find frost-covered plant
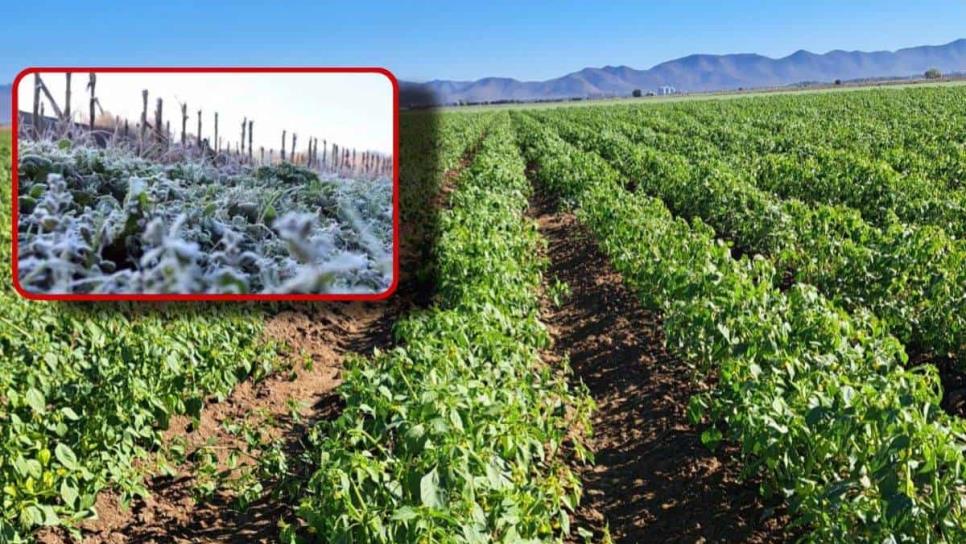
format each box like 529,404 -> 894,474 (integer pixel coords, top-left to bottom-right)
17,138 -> 393,294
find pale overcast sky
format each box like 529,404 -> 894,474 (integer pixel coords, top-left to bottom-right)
18,72 -> 394,155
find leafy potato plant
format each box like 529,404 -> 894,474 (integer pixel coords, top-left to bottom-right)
0,130 -> 279,541
289,116 -> 592,543
17,139 -> 392,294
540,112 -> 966,367
517,115 -> 966,542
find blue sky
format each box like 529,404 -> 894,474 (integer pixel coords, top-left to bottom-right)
4,0 -> 964,83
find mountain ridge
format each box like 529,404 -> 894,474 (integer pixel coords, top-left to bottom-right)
2,40 -> 964,115
401,39 -> 966,106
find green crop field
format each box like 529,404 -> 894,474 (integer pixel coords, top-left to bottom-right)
510,83 -> 966,541
441,78 -> 966,111
0,126 -> 279,539
3,84 -> 966,543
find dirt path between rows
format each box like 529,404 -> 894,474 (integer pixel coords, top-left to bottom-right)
37,134 -> 489,544
529,186 -> 793,543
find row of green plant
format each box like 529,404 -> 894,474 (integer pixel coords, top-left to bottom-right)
0,110 -> 494,543
618,85 -> 966,192
398,111 -> 493,275
514,112 -> 966,542
563,87 -> 966,237
753,148 -> 966,239
0,129 -> 279,541
537,112 -> 966,367
684,86 -> 966,191
287,115 -> 591,542
637,105 -> 965,240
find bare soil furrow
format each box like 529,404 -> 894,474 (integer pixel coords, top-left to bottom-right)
529,185 -> 791,544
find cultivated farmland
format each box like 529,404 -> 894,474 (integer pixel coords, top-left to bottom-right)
2,83 -> 966,543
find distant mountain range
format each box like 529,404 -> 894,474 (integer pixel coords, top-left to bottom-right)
401,39 -> 966,106
0,84 -> 10,124
2,40 -> 965,115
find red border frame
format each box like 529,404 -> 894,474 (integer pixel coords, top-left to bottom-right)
11,66 -> 400,302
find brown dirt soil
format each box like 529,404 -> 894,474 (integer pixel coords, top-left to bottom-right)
529,187 -> 794,543
922,355 -> 966,417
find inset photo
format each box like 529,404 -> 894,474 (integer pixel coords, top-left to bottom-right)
12,68 -> 397,300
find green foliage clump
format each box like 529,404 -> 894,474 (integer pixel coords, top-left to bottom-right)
288,117 -> 592,542
534,90 -> 966,368
0,129 -> 279,541
516,114 -> 966,542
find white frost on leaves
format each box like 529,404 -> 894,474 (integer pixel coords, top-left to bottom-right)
16,139 -> 394,294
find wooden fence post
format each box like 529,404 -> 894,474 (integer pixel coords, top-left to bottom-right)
241,117 -> 247,156
197,109 -> 202,148
248,120 -> 253,161
281,130 -> 287,161
87,74 -> 97,132
138,90 -> 148,153
64,73 -> 71,122
154,97 -> 163,146
214,112 -> 219,153
292,133 -> 297,164
31,74 -> 41,137
181,103 -> 188,145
